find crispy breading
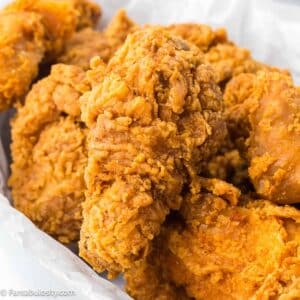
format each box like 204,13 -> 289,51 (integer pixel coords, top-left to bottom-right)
9,64 -> 89,243
225,71 -> 300,204
126,179 -> 300,300
79,28 -> 226,276
0,12 -> 45,111
58,10 -> 137,69
167,23 -> 227,52
0,0 -> 100,111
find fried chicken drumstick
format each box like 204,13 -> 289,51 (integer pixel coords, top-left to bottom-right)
9,64 -> 89,243
79,27 -> 226,276
0,0 -> 100,111
125,178 -> 300,300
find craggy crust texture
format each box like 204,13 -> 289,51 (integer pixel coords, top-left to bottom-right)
57,27 -> 111,69
79,28 -> 225,276
126,179 -> 300,300
204,43 -> 262,84
4,0 -> 101,55
166,23 -> 228,52
9,64 -> 89,243
225,71 -> 300,204
167,24 -> 288,86
0,12 -> 45,111
0,0 -> 100,111
58,10 -> 137,69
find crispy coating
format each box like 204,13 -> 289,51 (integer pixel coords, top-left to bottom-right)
166,24 -> 260,84
9,64 -> 89,243
166,23 -> 227,52
167,24 -> 288,86
201,149 -> 250,192
4,0 -> 101,58
79,28 -> 226,276
0,0 -> 100,111
126,179 -> 300,300
57,28 -> 111,69
125,228 -> 192,300
0,12 -> 45,111
58,10 -> 137,69
225,71 -> 300,204
104,9 -> 138,53
204,43 -> 262,84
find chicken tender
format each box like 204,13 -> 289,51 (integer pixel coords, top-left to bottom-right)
79,28 -> 226,276
0,0 -> 100,111
225,71 -> 300,204
9,64 -> 89,243
126,179 -> 300,300
58,10 -> 137,69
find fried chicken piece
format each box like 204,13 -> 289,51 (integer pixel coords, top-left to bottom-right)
58,10 -> 137,69
9,64 -> 89,243
225,71 -> 300,204
126,179 -> 300,300
0,0 -> 100,111
79,28 -> 226,276
0,12 -> 45,111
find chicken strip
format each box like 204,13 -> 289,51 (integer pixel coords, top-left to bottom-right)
126,179 -> 300,300
0,0 -> 100,111
9,64 -> 89,243
58,10 -> 137,69
79,28 -> 226,276
225,71 -> 300,204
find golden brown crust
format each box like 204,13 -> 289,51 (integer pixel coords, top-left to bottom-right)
9,64 -> 89,243
0,12 -> 45,111
79,27 -> 226,276
57,10 -> 137,69
126,179 -> 300,300
0,0 -> 101,111
204,43 -> 262,83
225,71 -> 300,204
167,23 -> 227,52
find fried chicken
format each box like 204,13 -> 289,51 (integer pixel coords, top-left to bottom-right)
9,64 -> 89,243
0,0 -> 100,111
225,71 -> 300,204
79,27 -> 226,276
58,10 -> 137,70
126,178 -> 300,300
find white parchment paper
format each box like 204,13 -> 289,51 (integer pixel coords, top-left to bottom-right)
0,0 -> 300,299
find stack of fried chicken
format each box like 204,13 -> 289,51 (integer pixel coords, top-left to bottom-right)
1,1 -> 299,299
